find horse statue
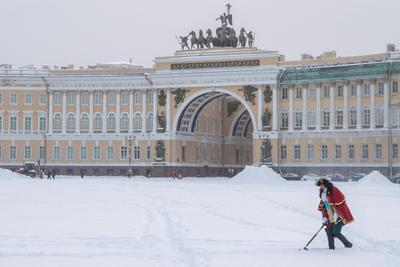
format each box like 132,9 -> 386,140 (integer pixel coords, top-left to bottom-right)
197,30 -> 206,49
189,31 -> 199,49
239,28 -> 247,47
205,29 -> 213,48
228,28 -> 238,47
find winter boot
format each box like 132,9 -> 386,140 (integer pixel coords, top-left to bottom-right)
325,228 -> 335,249
337,234 -> 353,248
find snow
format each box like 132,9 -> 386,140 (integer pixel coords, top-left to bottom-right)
358,170 -> 392,185
230,165 -> 286,184
0,167 -> 27,179
0,171 -> 399,267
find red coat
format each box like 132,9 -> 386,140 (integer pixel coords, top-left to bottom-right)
318,186 -> 354,226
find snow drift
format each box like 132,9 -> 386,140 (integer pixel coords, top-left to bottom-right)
230,165 -> 286,184
358,170 -> 391,185
0,168 -> 27,179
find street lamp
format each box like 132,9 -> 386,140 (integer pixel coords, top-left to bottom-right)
125,134 -> 135,178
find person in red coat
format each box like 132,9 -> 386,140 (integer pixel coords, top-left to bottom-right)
316,177 -> 354,249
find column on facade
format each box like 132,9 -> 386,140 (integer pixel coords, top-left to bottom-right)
370,81 -> 376,129
62,91 -> 67,134
384,81 -> 389,128
102,91 -> 107,134
257,86 -> 263,131
152,88 -> 158,133
48,90 -> 53,134
356,81 -> 362,129
302,87 -> 307,131
116,90 -> 120,134
75,91 -> 80,133
288,87 -> 294,131
329,85 -> 335,130
272,85 -> 278,131
316,86 -> 321,130
343,84 -> 349,130
89,91 -> 94,134
129,90 -> 133,133
142,89 -> 147,133
166,88 -> 171,132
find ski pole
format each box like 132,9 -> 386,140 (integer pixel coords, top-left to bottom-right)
302,224 -> 325,250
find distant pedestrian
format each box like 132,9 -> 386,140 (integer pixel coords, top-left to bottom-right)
51,170 -> 56,180
80,170 -> 84,179
47,170 -> 51,179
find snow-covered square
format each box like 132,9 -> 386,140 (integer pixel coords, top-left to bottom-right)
0,167 -> 399,267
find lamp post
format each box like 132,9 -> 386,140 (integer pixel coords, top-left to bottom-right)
125,134 -> 135,178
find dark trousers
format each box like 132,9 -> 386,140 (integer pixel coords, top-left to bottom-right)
325,221 -> 352,249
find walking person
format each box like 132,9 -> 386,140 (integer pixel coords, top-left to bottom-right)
47,170 -> 52,180
51,170 -> 56,180
316,177 -> 354,250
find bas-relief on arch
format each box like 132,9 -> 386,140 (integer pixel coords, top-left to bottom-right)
172,87 -> 258,133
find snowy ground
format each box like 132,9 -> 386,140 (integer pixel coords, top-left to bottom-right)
0,173 -> 399,266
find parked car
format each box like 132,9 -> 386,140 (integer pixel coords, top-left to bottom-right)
326,173 -> 346,182
348,173 -> 367,182
281,173 -> 300,181
391,172 -> 400,183
301,173 -> 320,181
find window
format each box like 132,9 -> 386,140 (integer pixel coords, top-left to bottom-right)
392,144 -> 398,159
24,146 -> 31,160
335,145 -> 341,159
335,110 -> 343,128
81,93 -> 88,105
363,83 -> 370,96
308,88 -> 316,99
393,81 -> 398,94
307,144 -> 314,160
53,114 -> 62,130
80,114 -> 89,130
391,106 -> 399,128
108,92 -> 116,105
308,109 -> 316,128
321,145 -> 328,159
107,146 -> 114,160
337,85 -> 343,97
323,86 -> 330,98
280,145 -> 287,160
148,91 -> 153,104
10,115 -> 17,131
363,107 -> 370,127
39,117 -> 46,131
133,113 -> 142,130
9,146 -> 17,160
67,93 -> 75,105
147,146 -> 151,160
107,114 -> 116,131
54,93 -> 61,105
94,146 -> 101,160
121,146 -> 127,160
294,145 -> 301,159
80,146 -> 88,160
94,114 -> 102,130
94,93 -> 102,105
122,93 -> 129,105
67,146 -> 74,160
295,110 -> 302,128
376,144 -> 382,159
39,146 -> 45,161
378,82 -> 384,95
25,93 -> 32,104
134,146 -> 140,159
348,144 -> 355,160
362,144 -> 368,160
67,114 -> 76,131
146,113 -> 153,131
281,88 -> 288,99
376,106 -> 384,126
53,146 -> 61,160
39,93 -> 47,105
135,91 -> 142,104
350,84 -> 357,96
350,108 -> 357,127
295,88 -> 302,99
11,92 -> 17,104
120,113 -> 129,131
24,116 -> 32,131
281,112 -> 288,128
323,110 -> 330,127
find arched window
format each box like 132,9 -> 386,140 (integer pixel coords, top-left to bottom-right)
120,113 -> 129,131
307,109 -> 316,128
335,108 -> 343,128
94,114 -> 102,131
67,114 -> 76,131
280,110 -> 288,128
295,109 -> 302,128
107,113 -> 116,131
53,113 -> 62,130
133,113 -> 142,130
146,113 -> 153,131
376,106 -> 384,126
363,106 -> 370,126
80,114 -> 89,130
350,107 -> 357,127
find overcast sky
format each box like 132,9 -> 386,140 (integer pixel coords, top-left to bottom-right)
1,0 -> 399,68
